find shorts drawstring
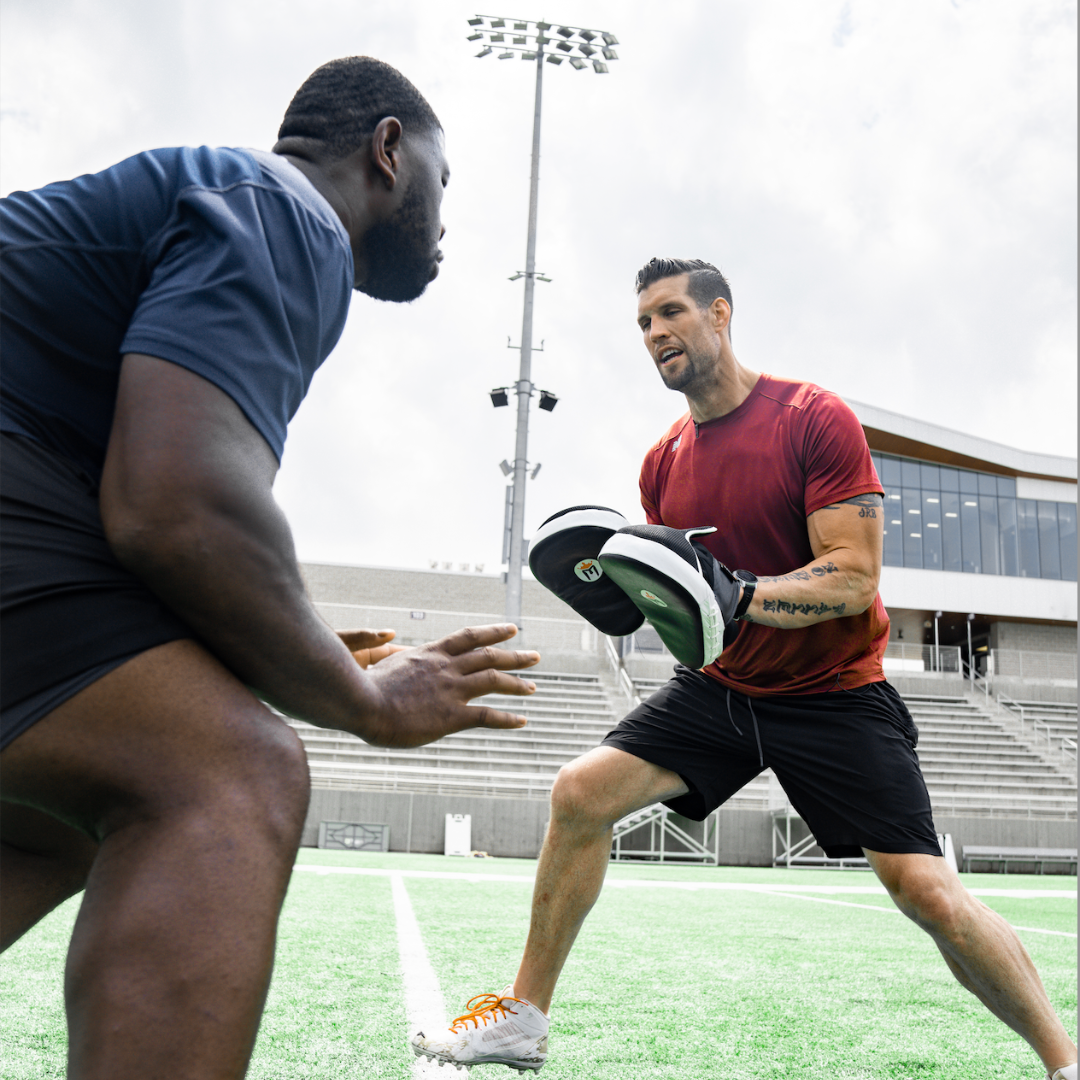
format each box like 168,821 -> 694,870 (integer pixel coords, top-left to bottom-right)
725,687 -> 743,736
725,687 -> 764,768
747,695 -> 764,768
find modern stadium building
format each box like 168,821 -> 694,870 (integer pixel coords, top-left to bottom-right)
293,403 -> 1077,869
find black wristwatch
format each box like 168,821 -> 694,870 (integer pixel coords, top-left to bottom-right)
732,570 -> 758,621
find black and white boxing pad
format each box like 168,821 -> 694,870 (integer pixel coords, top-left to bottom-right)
528,506 -> 646,637
597,524 -> 744,669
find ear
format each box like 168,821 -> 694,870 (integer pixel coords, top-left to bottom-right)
710,297 -> 732,335
370,116 -> 404,190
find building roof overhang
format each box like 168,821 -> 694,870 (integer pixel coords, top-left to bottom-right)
847,399 -> 1077,483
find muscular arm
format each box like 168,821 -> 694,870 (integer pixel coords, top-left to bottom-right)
739,493 -> 883,629
100,355 -> 538,746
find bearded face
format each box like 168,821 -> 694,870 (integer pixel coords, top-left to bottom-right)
356,179 -> 440,303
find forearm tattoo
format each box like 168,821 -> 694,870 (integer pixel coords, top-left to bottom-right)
763,599 -> 847,617
821,492 -> 883,519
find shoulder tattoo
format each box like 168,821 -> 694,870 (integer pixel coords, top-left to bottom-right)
821,492 -> 882,518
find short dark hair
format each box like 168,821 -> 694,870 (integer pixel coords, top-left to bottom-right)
635,257 -> 733,320
278,56 -> 441,161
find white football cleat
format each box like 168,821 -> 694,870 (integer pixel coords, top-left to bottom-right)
411,988 -> 548,1073
1049,1066 -> 1077,1080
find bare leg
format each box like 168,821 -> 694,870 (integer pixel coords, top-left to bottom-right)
1,639 -> 311,1080
865,849 -> 1077,1075
1,803 -> 98,950
512,746 -> 688,1013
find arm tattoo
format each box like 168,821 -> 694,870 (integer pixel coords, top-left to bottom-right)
763,599 -> 847,617
759,561 -> 839,584
821,492 -> 882,518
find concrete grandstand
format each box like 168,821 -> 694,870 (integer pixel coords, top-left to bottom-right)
294,405 -> 1077,868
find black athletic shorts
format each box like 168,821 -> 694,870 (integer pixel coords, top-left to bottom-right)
602,666 -> 940,859
0,432 -> 192,749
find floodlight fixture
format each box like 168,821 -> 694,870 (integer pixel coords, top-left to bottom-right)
522,51 -> 537,59
536,21 -> 550,29
490,32 -> 505,41
556,40 -> 573,52
499,459 -> 513,476
468,16 -> 483,24
476,46 -> 492,57
546,54 -> 562,64
592,60 -> 609,73
530,463 -> 543,479
514,21 -> 527,29
569,57 -> 586,69
602,47 -> 617,60
490,387 -> 510,407
499,51 -> 514,59
578,43 -> 595,56
538,390 -> 559,412
557,25 -> 573,37
602,32 -> 618,45
514,35 -> 526,43
491,17 -> 505,26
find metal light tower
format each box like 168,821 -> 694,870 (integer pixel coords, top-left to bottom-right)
468,14 -> 619,633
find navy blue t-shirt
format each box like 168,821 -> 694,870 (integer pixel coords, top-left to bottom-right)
0,146 -> 353,483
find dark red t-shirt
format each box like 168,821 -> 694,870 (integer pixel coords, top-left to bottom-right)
639,374 -> 890,695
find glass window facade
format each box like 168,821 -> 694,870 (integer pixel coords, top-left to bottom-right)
871,452 -> 1077,582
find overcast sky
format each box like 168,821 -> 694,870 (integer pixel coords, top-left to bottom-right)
2,0 -> 1076,583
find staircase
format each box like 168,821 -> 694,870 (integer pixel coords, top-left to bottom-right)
290,671 -> 618,799
908,693 -> 1076,818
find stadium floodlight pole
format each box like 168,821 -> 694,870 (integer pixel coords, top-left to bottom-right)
468,14 -> 619,633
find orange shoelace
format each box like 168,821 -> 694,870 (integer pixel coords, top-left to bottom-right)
450,993 -> 523,1032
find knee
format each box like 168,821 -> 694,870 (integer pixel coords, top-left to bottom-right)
886,871 -> 966,935
127,709 -> 310,851
549,761 -> 608,830
218,718 -> 310,845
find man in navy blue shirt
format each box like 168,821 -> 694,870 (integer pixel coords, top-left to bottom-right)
0,56 -> 539,1077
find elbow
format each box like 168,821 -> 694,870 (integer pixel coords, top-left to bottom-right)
101,483 -> 207,580
850,564 -> 881,616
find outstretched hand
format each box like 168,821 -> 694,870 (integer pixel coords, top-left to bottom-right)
337,628 -> 410,668
356,624 -> 540,748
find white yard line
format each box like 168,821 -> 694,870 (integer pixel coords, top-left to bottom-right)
295,863 -> 1076,901
390,872 -> 448,1079
750,889 -> 1079,936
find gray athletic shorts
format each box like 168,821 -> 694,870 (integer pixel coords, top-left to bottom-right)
602,666 -> 941,859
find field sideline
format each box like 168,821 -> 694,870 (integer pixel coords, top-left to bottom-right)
2,849 -> 1076,1079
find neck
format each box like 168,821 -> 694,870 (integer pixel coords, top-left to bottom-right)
684,347 -> 760,424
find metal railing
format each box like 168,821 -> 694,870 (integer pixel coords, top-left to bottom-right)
998,692 -> 1078,757
882,642 -> 961,674
602,635 -> 640,712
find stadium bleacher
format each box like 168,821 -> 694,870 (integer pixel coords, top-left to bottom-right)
291,672 -> 1076,821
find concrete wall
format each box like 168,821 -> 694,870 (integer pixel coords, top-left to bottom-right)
303,789 -> 1076,871
300,561 -> 577,622
992,622 -> 1078,654
989,678 -> 1078,705
304,788 -> 549,858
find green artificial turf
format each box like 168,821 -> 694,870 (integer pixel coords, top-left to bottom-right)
1,851 -> 1074,1079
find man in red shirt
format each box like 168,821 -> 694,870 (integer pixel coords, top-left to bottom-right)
412,258 -> 1077,1080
